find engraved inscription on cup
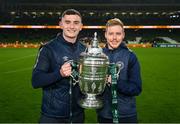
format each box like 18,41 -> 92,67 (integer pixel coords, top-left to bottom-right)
78,55 -> 109,109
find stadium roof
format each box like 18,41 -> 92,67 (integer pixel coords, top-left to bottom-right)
0,0 -> 180,25
1,0 -> 180,11
1,0 -> 180,3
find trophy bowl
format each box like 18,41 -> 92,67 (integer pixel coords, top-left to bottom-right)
76,32 -> 110,109
78,53 -> 109,109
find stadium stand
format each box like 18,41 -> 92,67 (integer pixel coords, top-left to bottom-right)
0,0 -> 180,47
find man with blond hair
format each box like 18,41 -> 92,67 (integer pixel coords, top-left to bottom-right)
97,18 -> 142,123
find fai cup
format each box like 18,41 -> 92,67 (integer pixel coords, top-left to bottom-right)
78,32 -> 109,109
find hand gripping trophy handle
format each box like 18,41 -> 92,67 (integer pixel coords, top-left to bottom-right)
70,61 -> 79,86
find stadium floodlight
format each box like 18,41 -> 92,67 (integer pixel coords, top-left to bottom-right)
173,15 -> 176,18
40,12 -> 45,15
10,11 -> 16,15
145,12 -> 150,15
105,12 -> 110,15
170,15 -> 179,18
130,12 -> 134,15
153,12 -> 159,15
169,12 -> 175,15
113,12 -> 118,16
121,12 -> 127,15
89,12 -> 94,16
137,12 -> 143,15
23,12 -> 28,15
31,12 -> 37,15
56,12 -> 61,15
48,12 -> 53,15
161,12 -> 167,15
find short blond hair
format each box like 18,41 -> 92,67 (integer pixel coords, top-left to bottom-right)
106,18 -> 124,31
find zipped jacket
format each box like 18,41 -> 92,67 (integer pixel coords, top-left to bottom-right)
32,35 -> 85,118
97,42 -> 142,118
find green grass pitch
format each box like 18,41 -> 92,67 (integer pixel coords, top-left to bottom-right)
0,48 -> 180,123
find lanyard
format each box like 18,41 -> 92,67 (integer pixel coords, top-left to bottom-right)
109,63 -> 120,123
69,77 -> 73,123
69,61 -> 79,123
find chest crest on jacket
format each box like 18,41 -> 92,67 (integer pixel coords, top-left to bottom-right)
116,61 -> 124,70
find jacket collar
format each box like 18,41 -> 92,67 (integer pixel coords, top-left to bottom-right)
56,34 -> 78,47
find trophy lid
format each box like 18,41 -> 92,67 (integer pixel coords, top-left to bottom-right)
80,32 -> 109,62
88,32 -> 102,55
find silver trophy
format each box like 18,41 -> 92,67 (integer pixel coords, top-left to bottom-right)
78,32 -> 109,109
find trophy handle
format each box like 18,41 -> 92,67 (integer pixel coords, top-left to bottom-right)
70,61 -> 80,85
108,63 -> 121,79
116,64 -> 121,79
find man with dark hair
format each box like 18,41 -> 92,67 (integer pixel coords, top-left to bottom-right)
97,18 -> 142,123
32,9 -> 85,123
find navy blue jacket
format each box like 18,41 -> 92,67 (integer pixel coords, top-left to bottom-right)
32,35 -> 86,118
97,42 -> 142,118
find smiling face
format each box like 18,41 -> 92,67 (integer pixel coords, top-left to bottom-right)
60,14 -> 82,43
105,25 -> 125,49
105,18 -> 125,50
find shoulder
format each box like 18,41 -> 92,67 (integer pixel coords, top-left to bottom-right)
38,38 -> 57,54
123,47 -> 137,58
128,49 -> 137,58
127,49 -> 139,66
119,46 -> 138,64
78,41 -> 87,51
42,38 -> 58,49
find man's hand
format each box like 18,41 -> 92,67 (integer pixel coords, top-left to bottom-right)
106,75 -> 112,85
60,62 -> 72,77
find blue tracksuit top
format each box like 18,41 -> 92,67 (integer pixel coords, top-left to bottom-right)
32,34 -> 86,118
97,42 -> 142,118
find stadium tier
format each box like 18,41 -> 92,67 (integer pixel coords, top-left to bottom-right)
1,0 -> 180,45
0,0 -> 180,25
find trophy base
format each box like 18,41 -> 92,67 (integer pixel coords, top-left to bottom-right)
79,94 -> 103,109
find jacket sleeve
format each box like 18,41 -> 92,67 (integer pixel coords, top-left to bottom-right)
31,46 -> 62,88
117,52 -> 142,96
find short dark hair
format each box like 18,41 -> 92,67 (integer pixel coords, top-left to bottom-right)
61,9 -> 82,19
